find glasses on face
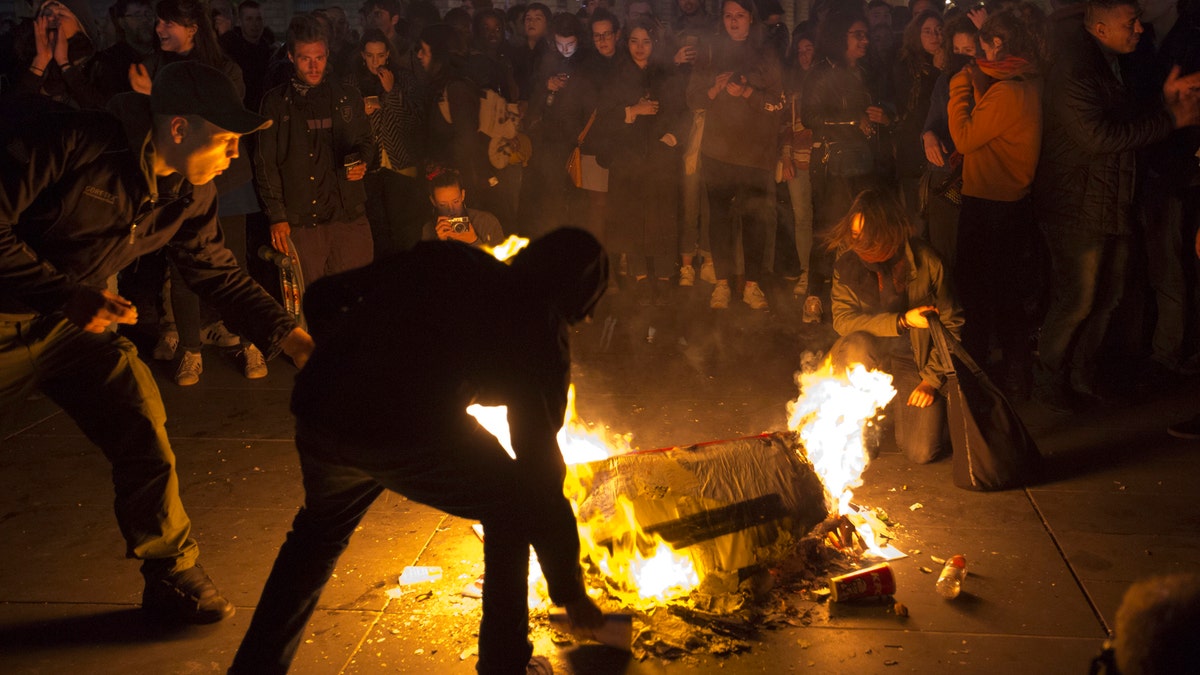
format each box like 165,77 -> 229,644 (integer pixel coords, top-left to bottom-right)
593,31 -> 614,41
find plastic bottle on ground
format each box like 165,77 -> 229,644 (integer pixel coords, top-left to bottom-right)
936,555 -> 967,599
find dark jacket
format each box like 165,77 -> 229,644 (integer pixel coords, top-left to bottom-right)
255,78 -> 374,227
0,100 -> 295,355
802,57 -> 885,155
832,238 -> 963,389
1034,25 -> 1174,236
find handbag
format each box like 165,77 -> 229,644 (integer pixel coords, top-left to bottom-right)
823,137 -> 874,177
927,315 -> 1041,491
566,109 -> 597,189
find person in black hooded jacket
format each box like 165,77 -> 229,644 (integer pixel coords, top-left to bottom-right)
231,228 -> 608,675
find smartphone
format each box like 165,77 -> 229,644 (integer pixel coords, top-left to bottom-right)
684,35 -> 699,48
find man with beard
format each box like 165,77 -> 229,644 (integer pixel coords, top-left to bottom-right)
255,15 -> 375,286
93,0 -> 156,102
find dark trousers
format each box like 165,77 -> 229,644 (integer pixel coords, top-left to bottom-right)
364,170 -> 425,256
955,196 -> 1038,375
171,213 -> 249,350
290,213 -> 375,286
1037,227 -> 1131,389
231,420 -> 585,675
1141,176 -> 1200,369
703,156 -> 774,283
831,331 -> 948,463
0,314 -> 198,577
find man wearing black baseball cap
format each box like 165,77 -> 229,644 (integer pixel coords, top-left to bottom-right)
0,60 -> 313,625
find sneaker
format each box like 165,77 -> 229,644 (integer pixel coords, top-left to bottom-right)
793,271 -> 809,297
679,264 -> 695,287
241,344 -> 267,379
527,655 -> 554,674
710,281 -> 731,309
153,331 -> 179,361
175,351 -> 203,386
802,296 -> 822,323
143,564 -> 235,624
200,321 -> 239,348
699,258 -> 718,285
1168,414 -> 1200,440
743,281 -> 769,310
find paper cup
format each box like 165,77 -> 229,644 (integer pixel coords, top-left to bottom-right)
829,562 -> 896,602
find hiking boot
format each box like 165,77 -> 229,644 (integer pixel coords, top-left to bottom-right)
743,281 -> 769,310
699,258 -> 717,285
792,271 -> 809,297
175,351 -> 203,386
802,296 -> 822,323
200,321 -> 240,348
153,331 -> 179,361
710,281 -> 731,309
142,564 -> 235,624
1168,414 -> 1200,440
241,344 -> 267,379
678,264 -> 695,287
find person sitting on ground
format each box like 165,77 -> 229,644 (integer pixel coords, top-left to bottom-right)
827,188 -> 963,464
420,168 -> 506,247
230,228 -> 608,675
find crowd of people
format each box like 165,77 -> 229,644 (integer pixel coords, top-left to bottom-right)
4,0 -> 1198,418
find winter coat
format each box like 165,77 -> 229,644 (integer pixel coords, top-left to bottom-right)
1034,25 -> 1174,235
832,238 -> 963,389
0,99 -> 295,354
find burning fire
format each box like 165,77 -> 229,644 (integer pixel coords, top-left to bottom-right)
485,234 -> 530,262
786,357 -> 896,516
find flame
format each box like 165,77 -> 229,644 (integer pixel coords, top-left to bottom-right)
787,358 -> 896,516
485,235 -> 530,262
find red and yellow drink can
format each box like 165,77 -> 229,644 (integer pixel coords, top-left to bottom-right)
829,562 -> 896,602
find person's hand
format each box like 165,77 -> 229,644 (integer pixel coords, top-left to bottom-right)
435,216 -> 478,243
780,156 -> 796,182
1194,224 -> 1200,260
364,97 -> 381,115
904,305 -> 938,329
129,63 -> 152,94
964,60 -> 992,101
64,287 -> 138,333
32,15 -> 54,65
725,75 -> 748,97
630,96 -> 659,116
53,10 -> 80,65
346,162 -> 367,181
378,67 -> 394,93
563,596 -> 605,635
270,221 -> 292,254
922,130 -> 947,167
1163,65 -> 1200,129
967,6 -> 988,29
709,71 -> 733,99
659,132 -> 677,147
280,327 -> 314,369
547,72 -> 569,92
673,45 -> 697,65
866,105 -> 890,126
907,381 -> 936,408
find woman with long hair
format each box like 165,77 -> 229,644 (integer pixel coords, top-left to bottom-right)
891,9 -> 944,231
603,18 -> 689,305
947,9 -> 1042,397
827,188 -> 962,464
802,8 -> 891,322
685,0 -> 784,310
130,0 -> 238,92
920,14 -> 978,269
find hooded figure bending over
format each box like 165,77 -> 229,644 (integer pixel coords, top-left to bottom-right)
232,228 -> 608,675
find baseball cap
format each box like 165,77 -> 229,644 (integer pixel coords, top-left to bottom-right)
150,61 -> 272,134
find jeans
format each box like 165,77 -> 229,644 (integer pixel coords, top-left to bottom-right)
702,156 -> 775,283
1036,227 -> 1131,387
232,420 -> 585,675
290,213 -> 375,286
1141,176 -> 1200,369
0,314 -> 199,577
786,169 -> 814,278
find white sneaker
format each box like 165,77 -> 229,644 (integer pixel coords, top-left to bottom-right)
200,321 -> 239,348
678,264 -> 695,287
802,295 -> 823,323
710,281 -> 731,309
743,281 -> 769,310
241,344 -> 267,379
175,351 -> 203,386
153,331 -> 179,361
699,258 -> 717,285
